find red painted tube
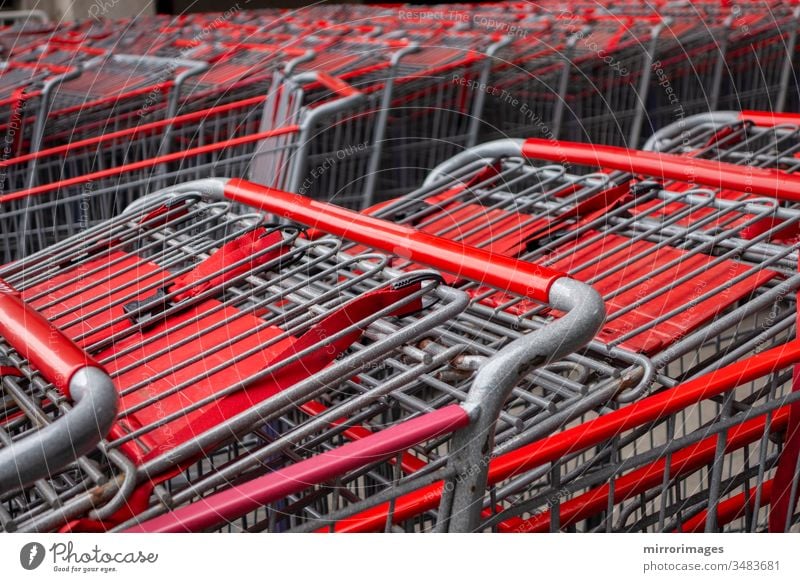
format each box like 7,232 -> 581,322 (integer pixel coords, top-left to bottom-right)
488,341 -> 800,487
521,138 -> 800,202
313,71 -> 361,97
0,279 -> 98,396
328,339 -> 800,532
769,255 -> 800,532
678,480 -> 774,533
739,110 -> 800,128
224,179 -> 566,302
0,126 -> 299,205
503,406 -> 791,533
126,404 -> 470,533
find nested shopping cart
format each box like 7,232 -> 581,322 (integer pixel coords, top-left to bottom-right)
0,39 -> 376,196
276,137 -> 800,532
0,178 -> 603,532
646,5 -> 800,131
3,41 -> 211,155
646,108 -> 800,533
717,6 -> 800,114
0,70 -> 371,262
253,36 -> 493,208
476,14 -> 666,148
2,32 -> 486,236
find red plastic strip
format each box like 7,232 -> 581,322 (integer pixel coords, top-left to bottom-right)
521,139 -> 800,202
224,180 -> 566,303
125,404 -> 470,533
546,232 -> 777,355
171,230 -> 288,302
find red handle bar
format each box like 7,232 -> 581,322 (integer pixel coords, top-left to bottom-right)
522,138 -> 800,202
224,179 -> 566,302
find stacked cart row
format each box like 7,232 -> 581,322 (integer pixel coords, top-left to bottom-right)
3,2 -> 800,244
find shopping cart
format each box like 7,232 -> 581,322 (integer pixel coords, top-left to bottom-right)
642,3 -> 799,129
646,109 -> 800,532
465,3 -> 798,147
0,183 -> 462,532
475,14 -> 663,148
0,10 -> 52,58
282,138 -> 800,532
0,38 -> 367,195
0,70 -> 370,262
4,34 -> 444,212
0,178 -> 603,532
716,7 -> 800,114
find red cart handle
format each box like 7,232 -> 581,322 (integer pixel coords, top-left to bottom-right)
125,404 -> 470,533
0,281 -> 92,393
223,179 -> 566,303
739,111 -> 800,128
305,71 -> 361,98
521,139 -> 800,202
0,279 -> 117,493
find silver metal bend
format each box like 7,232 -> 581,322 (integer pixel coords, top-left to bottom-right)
642,111 -> 740,152
423,138 -> 525,187
0,367 -> 118,494
439,277 -> 605,532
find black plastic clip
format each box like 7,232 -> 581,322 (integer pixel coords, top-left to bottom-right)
123,287 -> 171,325
630,180 -> 663,196
392,200 -> 434,224
390,271 -> 445,291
